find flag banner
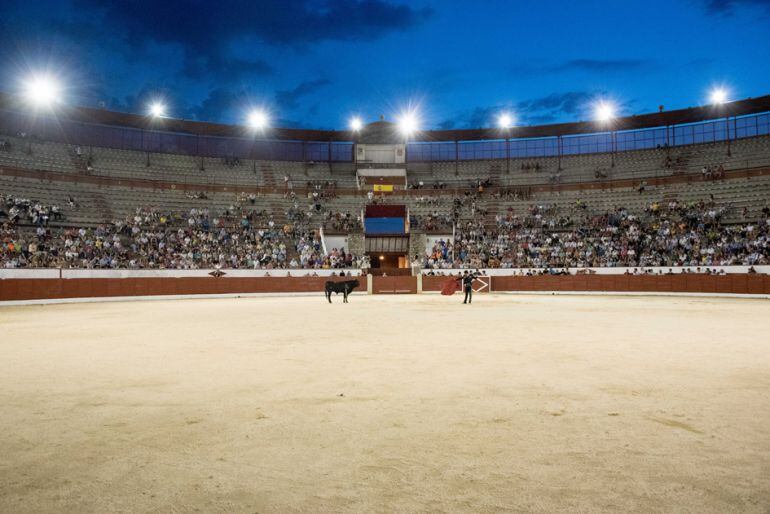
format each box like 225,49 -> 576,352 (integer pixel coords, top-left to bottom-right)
373,184 -> 394,192
364,218 -> 405,234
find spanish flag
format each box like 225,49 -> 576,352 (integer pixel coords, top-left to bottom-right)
373,184 -> 394,192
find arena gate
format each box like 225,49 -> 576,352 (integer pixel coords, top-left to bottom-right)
371,275 -> 417,294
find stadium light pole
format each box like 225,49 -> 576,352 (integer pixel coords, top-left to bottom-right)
246,109 -> 270,187
595,101 -> 617,167
144,102 -> 168,167
397,111 -> 419,167
350,116 -> 363,166
506,133 -> 511,174
455,140 -> 459,177
710,88 -> 732,156
498,113 -> 514,174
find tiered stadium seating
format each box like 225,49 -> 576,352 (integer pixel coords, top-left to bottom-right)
2,122 -> 769,245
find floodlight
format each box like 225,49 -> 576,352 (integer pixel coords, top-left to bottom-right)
397,111 -> 419,136
149,102 -> 166,117
595,101 -> 616,123
710,88 -> 728,105
350,117 -> 363,131
248,109 -> 269,129
23,75 -> 60,107
498,112 -> 513,129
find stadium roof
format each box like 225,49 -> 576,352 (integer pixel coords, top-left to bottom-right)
1,91 -> 769,144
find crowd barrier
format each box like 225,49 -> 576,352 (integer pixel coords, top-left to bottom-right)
490,274 -> 770,295
0,276 -> 348,302
1,274 -> 768,302
371,276 -> 418,294
422,276 -> 453,292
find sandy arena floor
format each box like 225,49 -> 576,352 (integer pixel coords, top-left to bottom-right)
1,293 -> 769,513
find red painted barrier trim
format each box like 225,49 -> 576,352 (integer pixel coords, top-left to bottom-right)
489,275 -> 770,295
1,275 -> 768,302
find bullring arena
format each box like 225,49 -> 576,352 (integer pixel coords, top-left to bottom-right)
2,73 -> 770,512
1,292 -> 769,512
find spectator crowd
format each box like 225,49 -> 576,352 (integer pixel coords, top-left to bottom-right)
2,194 -> 63,227
2,189 -> 768,272
1,200 -> 364,269
423,201 -> 770,269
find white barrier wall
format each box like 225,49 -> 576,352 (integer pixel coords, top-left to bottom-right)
420,266 -> 770,276
0,268 -> 363,279
1,266 -> 767,281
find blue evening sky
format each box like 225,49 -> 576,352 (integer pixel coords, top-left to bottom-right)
1,0 -> 769,129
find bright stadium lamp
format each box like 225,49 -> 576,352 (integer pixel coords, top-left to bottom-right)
23,75 -> 61,107
248,109 -> 269,130
149,102 -> 166,118
397,111 -> 419,137
710,87 -> 728,105
498,112 -> 514,129
595,101 -> 616,123
350,117 -> 363,131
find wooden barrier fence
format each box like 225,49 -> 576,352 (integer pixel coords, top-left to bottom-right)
491,274 -> 770,295
1,274 -> 768,302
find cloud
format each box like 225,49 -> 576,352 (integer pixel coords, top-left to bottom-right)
440,91 -> 628,129
510,58 -> 653,77
464,105 -> 507,129
519,91 -> 637,124
550,59 -> 650,72
439,104 -> 517,130
273,117 -> 306,129
188,88 -> 252,121
0,0 -> 432,87
437,119 -> 458,130
517,91 -> 596,119
71,0 -> 432,80
181,56 -> 273,82
0,0 -> 430,112
275,79 -> 331,110
702,0 -> 770,13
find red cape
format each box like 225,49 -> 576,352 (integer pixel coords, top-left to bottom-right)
441,278 -> 461,296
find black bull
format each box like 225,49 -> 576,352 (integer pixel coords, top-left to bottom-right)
324,279 -> 360,303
